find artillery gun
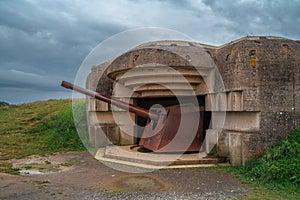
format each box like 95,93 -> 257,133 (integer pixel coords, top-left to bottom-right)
61,81 -> 204,152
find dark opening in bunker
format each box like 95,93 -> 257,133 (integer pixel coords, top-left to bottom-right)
134,96 -> 211,145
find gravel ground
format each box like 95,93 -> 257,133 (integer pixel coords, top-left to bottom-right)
0,151 -> 249,199
83,191 -> 247,200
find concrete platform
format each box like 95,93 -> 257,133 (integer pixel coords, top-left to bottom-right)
95,145 -> 227,169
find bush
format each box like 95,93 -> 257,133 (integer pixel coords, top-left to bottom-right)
244,124 -> 300,185
0,101 -> 9,108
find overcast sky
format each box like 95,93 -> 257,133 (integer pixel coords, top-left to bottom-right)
1,0 -> 299,104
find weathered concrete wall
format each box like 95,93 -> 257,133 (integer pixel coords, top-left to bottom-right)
86,62 -> 117,147
206,36 -> 300,165
256,39 -> 299,143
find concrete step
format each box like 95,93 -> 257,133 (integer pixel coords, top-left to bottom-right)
95,145 -> 227,169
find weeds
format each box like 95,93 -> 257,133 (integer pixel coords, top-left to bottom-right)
59,159 -> 80,167
23,180 -> 50,189
0,162 -> 20,175
243,124 -> 300,186
225,123 -> 300,199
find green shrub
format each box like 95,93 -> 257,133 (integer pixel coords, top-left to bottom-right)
243,124 -> 300,185
0,101 -> 9,108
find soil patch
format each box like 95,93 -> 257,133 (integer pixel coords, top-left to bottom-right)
0,151 -> 249,199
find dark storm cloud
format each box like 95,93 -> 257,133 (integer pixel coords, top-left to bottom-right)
0,0 -> 126,103
200,0 -> 300,38
0,0 -> 299,104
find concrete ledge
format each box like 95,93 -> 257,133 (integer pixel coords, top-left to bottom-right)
95,145 -> 227,169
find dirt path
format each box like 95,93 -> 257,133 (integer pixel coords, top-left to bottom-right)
0,151 -> 248,199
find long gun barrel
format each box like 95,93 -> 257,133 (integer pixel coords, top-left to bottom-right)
61,81 -> 159,121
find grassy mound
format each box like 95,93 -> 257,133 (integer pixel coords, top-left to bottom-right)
27,101 -> 87,151
226,124 -> 300,199
243,124 -> 300,186
245,125 -> 300,186
0,99 -> 87,160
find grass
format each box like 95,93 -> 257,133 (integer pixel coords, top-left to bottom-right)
0,159 -> 81,176
26,100 -> 88,152
23,180 -> 50,189
59,159 -> 80,167
0,162 -> 20,175
223,123 -> 300,199
20,159 -> 81,174
0,101 -> 9,108
0,99 -> 87,161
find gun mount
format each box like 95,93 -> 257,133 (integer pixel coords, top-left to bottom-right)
61,81 -> 204,152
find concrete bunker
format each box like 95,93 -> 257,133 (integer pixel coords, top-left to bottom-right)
86,36 -> 300,166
